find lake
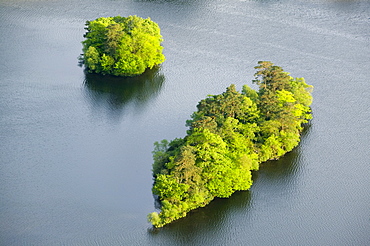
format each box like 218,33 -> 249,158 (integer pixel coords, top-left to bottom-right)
0,0 -> 369,245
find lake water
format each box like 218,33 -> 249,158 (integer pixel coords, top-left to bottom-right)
1,0 -> 369,245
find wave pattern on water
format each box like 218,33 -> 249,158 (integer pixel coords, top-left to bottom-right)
1,0 -> 370,245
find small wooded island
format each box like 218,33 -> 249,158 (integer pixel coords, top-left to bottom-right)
148,61 -> 313,227
80,15 -> 165,76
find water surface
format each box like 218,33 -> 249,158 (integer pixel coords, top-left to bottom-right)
1,0 -> 369,245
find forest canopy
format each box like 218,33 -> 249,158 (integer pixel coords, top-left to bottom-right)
80,15 -> 165,77
148,61 -> 313,227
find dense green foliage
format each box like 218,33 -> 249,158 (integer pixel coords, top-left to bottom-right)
148,61 -> 313,227
80,15 -> 165,76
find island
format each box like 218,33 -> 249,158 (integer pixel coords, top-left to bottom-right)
148,61 -> 313,227
80,15 -> 165,77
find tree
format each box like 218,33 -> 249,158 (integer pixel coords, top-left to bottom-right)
80,15 -> 165,77
253,61 -> 313,160
148,62 -> 313,227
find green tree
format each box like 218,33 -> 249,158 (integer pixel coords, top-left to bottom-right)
80,15 -> 165,77
253,61 -> 313,160
84,46 -> 101,73
148,62 -> 313,227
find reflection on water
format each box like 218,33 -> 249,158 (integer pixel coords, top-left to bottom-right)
255,122 -> 312,183
83,66 -> 165,121
148,191 -> 252,243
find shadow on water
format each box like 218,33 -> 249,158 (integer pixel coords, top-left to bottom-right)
147,122 -> 312,243
253,121 -> 312,185
148,190 -> 252,244
83,66 -> 165,122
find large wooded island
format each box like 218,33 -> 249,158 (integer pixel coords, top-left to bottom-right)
148,61 -> 313,227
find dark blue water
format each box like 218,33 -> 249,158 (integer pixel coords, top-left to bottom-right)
1,0 -> 369,245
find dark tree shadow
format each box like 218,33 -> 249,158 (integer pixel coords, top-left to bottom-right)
253,121 -> 312,184
83,66 -> 165,122
148,190 -> 252,244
